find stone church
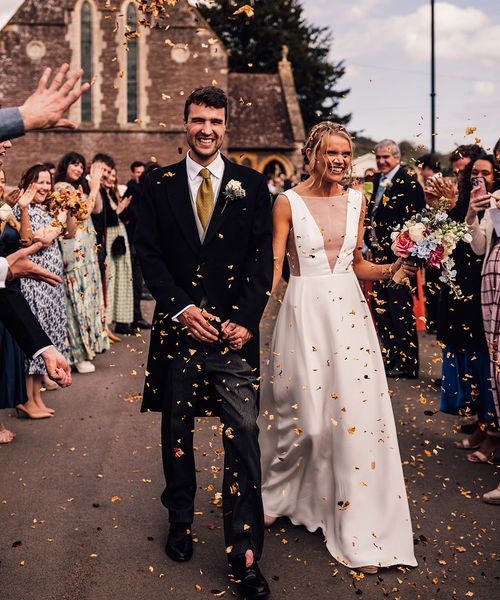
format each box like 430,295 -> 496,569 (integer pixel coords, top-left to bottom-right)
0,0 -> 305,182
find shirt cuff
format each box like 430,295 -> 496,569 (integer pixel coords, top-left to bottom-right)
0,107 -> 26,142
0,257 -> 8,288
172,304 -> 195,322
33,345 -> 54,359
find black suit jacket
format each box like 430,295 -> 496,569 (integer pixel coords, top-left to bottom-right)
0,284 -> 52,357
365,165 -> 425,262
135,155 -> 273,413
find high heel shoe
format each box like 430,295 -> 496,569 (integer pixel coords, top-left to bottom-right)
358,565 -> 379,575
16,405 -> 52,419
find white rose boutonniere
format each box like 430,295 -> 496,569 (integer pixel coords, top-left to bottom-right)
380,178 -> 393,191
222,179 -> 246,213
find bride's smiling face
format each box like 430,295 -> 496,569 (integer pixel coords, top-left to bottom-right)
309,133 -> 352,186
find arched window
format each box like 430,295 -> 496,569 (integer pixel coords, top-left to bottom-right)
126,3 -> 138,123
80,1 -> 92,123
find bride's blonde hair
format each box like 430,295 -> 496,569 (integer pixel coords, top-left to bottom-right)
303,121 -> 354,186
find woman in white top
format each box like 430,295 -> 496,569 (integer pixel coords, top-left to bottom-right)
465,154 -> 500,503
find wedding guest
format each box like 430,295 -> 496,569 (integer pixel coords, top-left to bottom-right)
54,152 -> 109,373
123,161 -> 151,330
260,121 -> 417,574
365,139 -> 425,378
104,167 -> 134,335
0,172 -> 35,442
463,155 -> 500,467
90,153 -> 113,288
417,153 -> 442,333
427,145 -> 489,435
14,164 -> 69,418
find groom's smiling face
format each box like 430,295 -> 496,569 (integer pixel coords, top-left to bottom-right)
184,103 -> 226,165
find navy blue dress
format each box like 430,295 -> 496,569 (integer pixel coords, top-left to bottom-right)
0,223 -> 27,409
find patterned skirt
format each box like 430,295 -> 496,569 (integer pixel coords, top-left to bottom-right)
61,223 -> 110,365
481,239 -> 500,423
105,223 -> 134,324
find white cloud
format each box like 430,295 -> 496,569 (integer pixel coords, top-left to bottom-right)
473,80 -> 495,97
389,2 -> 500,64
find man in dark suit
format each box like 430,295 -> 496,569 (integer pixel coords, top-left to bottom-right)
365,139 -> 425,378
136,87 -> 272,598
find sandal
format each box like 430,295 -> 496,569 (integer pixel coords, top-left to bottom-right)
454,438 -> 480,450
466,448 -> 500,464
0,425 -> 15,444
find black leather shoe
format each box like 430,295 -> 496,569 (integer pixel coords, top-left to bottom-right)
132,319 -> 152,330
165,523 -> 193,562
114,323 -> 137,335
232,560 -> 270,599
386,369 -> 418,379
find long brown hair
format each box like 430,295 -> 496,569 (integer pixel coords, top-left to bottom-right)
18,163 -> 54,190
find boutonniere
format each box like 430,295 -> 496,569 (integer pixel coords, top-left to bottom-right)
222,179 -> 246,213
380,178 -> 393,191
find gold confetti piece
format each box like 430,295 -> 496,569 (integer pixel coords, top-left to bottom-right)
347,426 -> 356,435
111,496 -> 121,502
465,127 -> 477,135
148,566 -> 154,573
194,584 -> 202,592
456,545 -> 467,553
371,461 -> 376,470
233,4 -> 254,17
90,553 -> 98,558
225,545 -> 233,554
243,524 -> 251,530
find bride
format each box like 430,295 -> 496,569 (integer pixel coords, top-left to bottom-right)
259,121 -> 418,574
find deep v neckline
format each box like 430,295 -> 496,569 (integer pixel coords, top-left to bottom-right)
290,189 -> 352,274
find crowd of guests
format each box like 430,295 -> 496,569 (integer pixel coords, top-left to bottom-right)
0,147 -> 155,434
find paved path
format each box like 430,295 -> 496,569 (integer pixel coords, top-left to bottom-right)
1,298 -> 499,599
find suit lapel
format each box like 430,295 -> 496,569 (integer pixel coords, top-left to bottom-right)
202,155 -> 235,248
167,159 -> 201,254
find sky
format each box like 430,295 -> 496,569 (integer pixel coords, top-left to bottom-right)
1,0 -> 499,153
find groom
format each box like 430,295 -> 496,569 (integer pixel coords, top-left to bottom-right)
135,87 -> 273,598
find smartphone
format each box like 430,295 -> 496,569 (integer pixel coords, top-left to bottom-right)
471,176 -> 486,195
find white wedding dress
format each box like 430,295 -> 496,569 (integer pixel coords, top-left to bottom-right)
260,188 -> 417,569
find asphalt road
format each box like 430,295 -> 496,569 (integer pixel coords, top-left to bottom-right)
1,297 -> 499,600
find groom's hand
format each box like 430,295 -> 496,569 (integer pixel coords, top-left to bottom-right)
179,306 -> 219,342
221,321 -> 253,350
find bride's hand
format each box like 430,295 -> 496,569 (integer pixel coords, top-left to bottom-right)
398,258 -> 418,277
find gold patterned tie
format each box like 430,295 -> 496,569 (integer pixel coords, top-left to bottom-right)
196,168 -> 214,231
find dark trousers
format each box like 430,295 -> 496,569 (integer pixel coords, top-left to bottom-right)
161,335 -> 264,563
129,245 -> 144,322
371,279 -> 419,376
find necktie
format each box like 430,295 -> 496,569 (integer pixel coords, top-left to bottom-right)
373,175 -> 387,213
196,168 -> 214,231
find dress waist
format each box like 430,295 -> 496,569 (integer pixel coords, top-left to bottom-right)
290,268 -> 354,279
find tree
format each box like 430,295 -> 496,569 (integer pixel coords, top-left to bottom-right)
198,0 -> 350,131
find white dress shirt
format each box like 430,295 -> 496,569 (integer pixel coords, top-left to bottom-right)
0,256 -> 8,288
172,151 -> 226,321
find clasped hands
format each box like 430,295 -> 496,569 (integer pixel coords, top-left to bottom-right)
179,306 -> 252,350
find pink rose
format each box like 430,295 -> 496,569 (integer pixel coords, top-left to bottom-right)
392,231 -> 415,258
428,245 -> 444,269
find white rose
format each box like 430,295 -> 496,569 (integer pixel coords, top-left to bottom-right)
0,203 -> 13,222
408,222 -> 426,242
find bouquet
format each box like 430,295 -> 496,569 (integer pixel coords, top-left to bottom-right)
43,186 -> 88,227
390,199 -> 472,299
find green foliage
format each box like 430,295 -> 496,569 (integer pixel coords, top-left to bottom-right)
198,0 -> 350,131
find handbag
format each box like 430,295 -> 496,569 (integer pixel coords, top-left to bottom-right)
111,234 -> 126,258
